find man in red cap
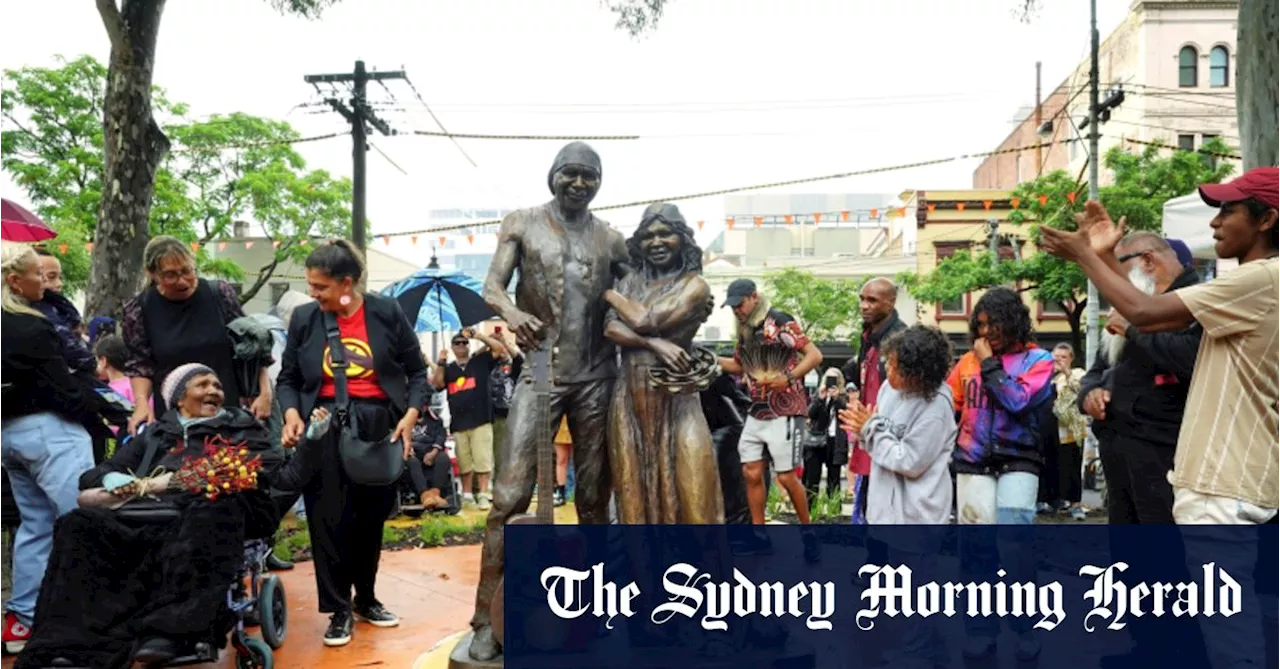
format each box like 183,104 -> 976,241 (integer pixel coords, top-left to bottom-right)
1040,166 -> 1277,669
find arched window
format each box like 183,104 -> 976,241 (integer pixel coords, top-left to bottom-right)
1210,46 -> 1230,87
1179,46 -> 1199,87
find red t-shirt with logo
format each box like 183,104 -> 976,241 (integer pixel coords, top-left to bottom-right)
318,304 -> 388,401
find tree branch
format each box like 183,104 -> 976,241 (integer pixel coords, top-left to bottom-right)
96,0 -> 127,52
238,242 -> 293,303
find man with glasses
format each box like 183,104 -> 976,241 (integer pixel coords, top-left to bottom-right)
431,327 -> 510,510
1077,233 -> 1202,525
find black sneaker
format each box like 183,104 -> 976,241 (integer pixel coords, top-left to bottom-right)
353,603 -> 400,628
323,610 -> 353,646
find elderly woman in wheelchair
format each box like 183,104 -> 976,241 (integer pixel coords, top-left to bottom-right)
14,364 -> 322,669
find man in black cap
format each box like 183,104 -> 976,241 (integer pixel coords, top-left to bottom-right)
716,279 -> 824,556
467,141 -> 630,661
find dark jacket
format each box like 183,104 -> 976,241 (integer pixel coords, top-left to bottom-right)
807,393 -> 851,465
1077,267 -> 1203,447
79,407 -> 284,539
411,410 -> 448,459
32,291 -> 95,377
841,310 -> 908,392
700,373 -> 752,433
2,311 -> 96,423
276,293 -> 430,418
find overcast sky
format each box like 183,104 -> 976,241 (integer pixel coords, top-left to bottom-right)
1,0 -> 1130,264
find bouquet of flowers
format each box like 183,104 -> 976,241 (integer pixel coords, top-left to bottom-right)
170,435 -> 264,501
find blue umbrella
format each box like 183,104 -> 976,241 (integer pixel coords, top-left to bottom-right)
381,267 -> 497,333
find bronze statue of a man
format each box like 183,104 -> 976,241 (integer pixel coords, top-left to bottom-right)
467,141 -> 628,661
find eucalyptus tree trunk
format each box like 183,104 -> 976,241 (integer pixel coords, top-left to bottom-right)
86,0 -> 170,318
1237,0 -> 1279,170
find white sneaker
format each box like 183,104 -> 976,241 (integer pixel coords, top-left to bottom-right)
462,493 -> 476,506
476,492 -> 492,510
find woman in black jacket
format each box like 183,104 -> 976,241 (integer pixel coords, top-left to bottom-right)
803,367 -> 849,508
276,239 -> 429,647
0,242 -> 96,649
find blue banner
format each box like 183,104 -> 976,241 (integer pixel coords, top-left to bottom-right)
503,524 -> 1278,668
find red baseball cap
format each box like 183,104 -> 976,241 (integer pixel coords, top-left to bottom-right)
1198,167 -> 1279,209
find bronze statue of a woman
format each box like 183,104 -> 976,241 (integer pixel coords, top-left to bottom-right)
603,203 -> 725,524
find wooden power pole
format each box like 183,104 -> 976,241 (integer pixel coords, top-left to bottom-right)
304,60 -> 404,254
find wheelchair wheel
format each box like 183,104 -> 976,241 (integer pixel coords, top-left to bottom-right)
236,637 -> 273,669
258,574 -> 287,650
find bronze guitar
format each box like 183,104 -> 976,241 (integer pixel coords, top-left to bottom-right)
490,345 -> 557,649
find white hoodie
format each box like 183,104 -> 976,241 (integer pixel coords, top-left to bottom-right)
860,382 -> 957,526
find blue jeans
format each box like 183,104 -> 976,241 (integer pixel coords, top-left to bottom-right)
1,413 -> 94,625
955,471 -> 1040,640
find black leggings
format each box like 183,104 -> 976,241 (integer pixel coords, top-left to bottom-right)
303,400 -> 397,614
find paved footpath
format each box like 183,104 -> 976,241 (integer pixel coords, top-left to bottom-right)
0,545 -> 482,669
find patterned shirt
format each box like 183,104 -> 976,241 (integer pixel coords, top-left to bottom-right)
733,308 -> 811,420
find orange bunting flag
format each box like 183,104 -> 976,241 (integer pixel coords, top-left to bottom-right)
467,234 -> 475,245
840,210 -> 850,222
438,236 -> 446,247
956,202 -> 966,212
784,215 -> 793,224
753,216 -> 763,227
1067,192 -> 1078,204
383,236 -> 391,246
300,239 -> 308,246
411,235 -> 419,246
58,243 -> 68,254
983,200 -> 993,211
814,213 -> 822,223
218,241 -> 228,251
696,220 -> 704,230
871,208 -> 879,219
190,241 -> 200,252
1038,194 -> 1049,206
1011,197 -> 1021,209
272,240 -> 281,250
245,241 -> 254,250
85,242 -> 95,252
927,204 -> 936,213
726,219 -> 735,230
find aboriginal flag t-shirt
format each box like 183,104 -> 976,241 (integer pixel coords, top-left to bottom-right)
444,351 -> 497,433
318,304 -> 389,401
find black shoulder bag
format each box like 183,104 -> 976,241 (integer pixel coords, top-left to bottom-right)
113,432 -> 182,526
323,311 -> 403,487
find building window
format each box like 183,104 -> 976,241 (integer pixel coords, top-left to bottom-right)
1209,46 -> 1229,87
1179,46 -> 1199,87
1178,134 -> 1196,151
934,242 -> 972,320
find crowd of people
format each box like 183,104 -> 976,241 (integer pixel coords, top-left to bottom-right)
0,164 -> 1275,667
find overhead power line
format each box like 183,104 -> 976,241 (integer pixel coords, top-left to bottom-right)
410,130 -> 640,141
169,131 -> 348,154
384,138 -> 1079,238
401,74 -> 478,168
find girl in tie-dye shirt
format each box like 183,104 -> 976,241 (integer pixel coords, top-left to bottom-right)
947,288 -> 1055,523
947,287 -> 1055,660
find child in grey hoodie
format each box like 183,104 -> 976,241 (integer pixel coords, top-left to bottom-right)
842,325 -> 957,525
840,325 -> 956,669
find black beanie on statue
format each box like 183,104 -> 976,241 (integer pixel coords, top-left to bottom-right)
547,141 -> 603,194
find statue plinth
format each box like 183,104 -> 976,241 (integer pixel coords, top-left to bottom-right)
447,630 -> 504,669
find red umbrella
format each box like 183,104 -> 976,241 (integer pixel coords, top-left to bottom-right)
1,199 -> 56,242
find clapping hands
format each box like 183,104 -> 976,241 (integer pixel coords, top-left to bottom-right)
839,398 -> 873,435
1040,200 -> 1127,261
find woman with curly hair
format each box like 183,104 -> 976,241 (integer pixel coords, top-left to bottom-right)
946,287 -> 1055,660
603,202 -> 723,523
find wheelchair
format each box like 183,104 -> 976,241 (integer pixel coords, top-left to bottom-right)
158,538 -> 288,669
